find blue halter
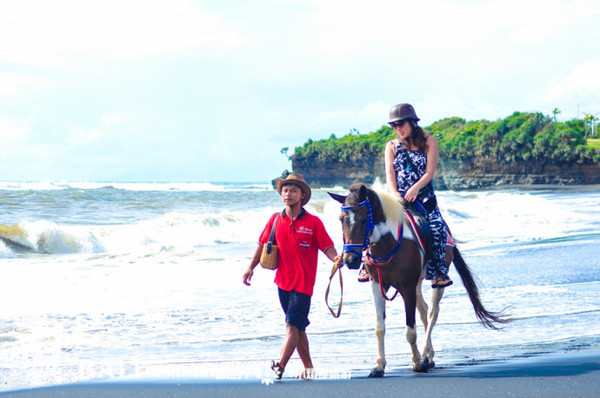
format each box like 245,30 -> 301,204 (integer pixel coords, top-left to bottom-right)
341,197 -> 404,264
341,199 -> 374,256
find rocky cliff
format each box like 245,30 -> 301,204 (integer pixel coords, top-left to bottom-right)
291,156 -> 384,188
436,158 -> 600,189
292,155 -> 600,189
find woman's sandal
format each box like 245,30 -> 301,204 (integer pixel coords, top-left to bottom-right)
358,265 -> 370,283
432,277 -> 453,289
271,360 -> 284,380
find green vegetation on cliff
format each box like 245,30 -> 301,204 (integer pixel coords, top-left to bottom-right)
293,126 -> 395,162
292,112 -> 600,164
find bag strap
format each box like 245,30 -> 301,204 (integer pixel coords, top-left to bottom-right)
265,213 -> 280,254
268,213 -> 279,243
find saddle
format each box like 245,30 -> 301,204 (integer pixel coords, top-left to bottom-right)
404,202 -> 455,263
405,203 -> 433,260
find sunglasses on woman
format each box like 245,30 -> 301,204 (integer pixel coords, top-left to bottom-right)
390,120 -> 407,129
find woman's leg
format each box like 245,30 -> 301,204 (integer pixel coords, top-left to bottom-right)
426,208 -> 450,282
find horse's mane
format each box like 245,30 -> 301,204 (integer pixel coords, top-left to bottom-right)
348,182 -> 406,226
374,189 -> 406,226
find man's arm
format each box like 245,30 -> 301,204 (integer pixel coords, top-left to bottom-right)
324,246 -> 342,267
243,244 -> 263,286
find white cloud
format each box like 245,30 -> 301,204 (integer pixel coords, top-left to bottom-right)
0,72 -> 48,95
545,60 -> 600,99
65,112 -> 136,148
356,101 -> 390,126
417,90 -> 468,124
66,128 -> 103,148
293,101 -> 391,137
417,89 -> 507,124
102,113 -> 133,126
1,0 -> 600,182
0,0 -> 246,66
0,117 -> 31,143
543,59 -> 600,117
301,0 -> 578,56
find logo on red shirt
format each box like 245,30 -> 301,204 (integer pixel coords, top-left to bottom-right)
297,226 -> 313,235
299,241 -> 310,249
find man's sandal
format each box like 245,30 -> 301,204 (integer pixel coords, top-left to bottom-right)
271,360 -> 284,380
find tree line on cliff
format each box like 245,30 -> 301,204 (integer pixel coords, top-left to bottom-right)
290,111 -> 600,166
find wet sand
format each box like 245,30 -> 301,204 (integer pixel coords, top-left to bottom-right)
2,350 -> 599,398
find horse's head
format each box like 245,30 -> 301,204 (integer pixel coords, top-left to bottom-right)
328,183 -> 375,269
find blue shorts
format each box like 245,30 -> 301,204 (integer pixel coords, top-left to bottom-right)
278,288 -> 311,331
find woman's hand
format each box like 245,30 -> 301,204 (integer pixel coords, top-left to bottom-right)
404,185 -> 420,202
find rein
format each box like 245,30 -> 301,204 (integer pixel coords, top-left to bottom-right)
341,198 -> 403,301
325,258 -> 343,318
367,223 -> 403,301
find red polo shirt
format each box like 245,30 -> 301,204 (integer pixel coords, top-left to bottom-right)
259,209 -> 334,296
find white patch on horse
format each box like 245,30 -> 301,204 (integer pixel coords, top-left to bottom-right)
402,222 -> 419,245
371,221 -> 393,242
372,190 -> 412,243
346,211 -> 355,225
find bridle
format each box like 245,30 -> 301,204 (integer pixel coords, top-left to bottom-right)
341,197 -> 404,301
341,199 -> 374,257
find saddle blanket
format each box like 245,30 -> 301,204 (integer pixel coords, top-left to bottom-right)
405,211 -> 455,255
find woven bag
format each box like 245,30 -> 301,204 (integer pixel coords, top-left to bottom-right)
260,213 -> 279,270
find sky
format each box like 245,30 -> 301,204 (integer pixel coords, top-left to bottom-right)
0,0 -> 599,183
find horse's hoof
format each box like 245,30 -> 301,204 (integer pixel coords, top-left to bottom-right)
413,357 -> 429,373
428,360 -> 436,369
368,368 -> 385,378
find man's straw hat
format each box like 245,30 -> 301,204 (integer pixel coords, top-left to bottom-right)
275,173 -> 311,206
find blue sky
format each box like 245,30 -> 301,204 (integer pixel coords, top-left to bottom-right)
1,0 -> 598,182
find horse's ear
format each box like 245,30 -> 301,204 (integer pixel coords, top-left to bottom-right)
328,192 -> 347,204
359,184 -> 368,200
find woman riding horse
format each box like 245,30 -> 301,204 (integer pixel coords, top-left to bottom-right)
384,103 -> 452,289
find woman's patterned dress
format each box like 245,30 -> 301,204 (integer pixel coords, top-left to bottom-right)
393,140 -> 450,280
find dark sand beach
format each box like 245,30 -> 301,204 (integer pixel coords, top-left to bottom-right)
2,350 -> 599,398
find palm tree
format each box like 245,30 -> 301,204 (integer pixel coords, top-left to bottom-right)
552,108 -> 561,122
584,113 -> 598,138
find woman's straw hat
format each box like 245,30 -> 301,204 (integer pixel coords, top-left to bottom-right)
275,173 -> 311,206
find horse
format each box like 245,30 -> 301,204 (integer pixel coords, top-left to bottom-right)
329,183 -> 511,377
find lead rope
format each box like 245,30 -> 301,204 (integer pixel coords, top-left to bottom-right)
325,257 -> 344,318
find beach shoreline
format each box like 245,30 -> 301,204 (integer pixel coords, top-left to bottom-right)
2,349 -> 599,397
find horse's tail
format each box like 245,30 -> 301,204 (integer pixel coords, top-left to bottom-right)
452,246 -> 513,330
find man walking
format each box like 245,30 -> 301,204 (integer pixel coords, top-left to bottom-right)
243,174 -> 340,379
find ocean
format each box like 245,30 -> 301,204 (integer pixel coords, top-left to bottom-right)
1,181 -> 599,390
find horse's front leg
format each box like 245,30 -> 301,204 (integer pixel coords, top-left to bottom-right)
400,284 -> 423,372
369,280 -> 387,378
